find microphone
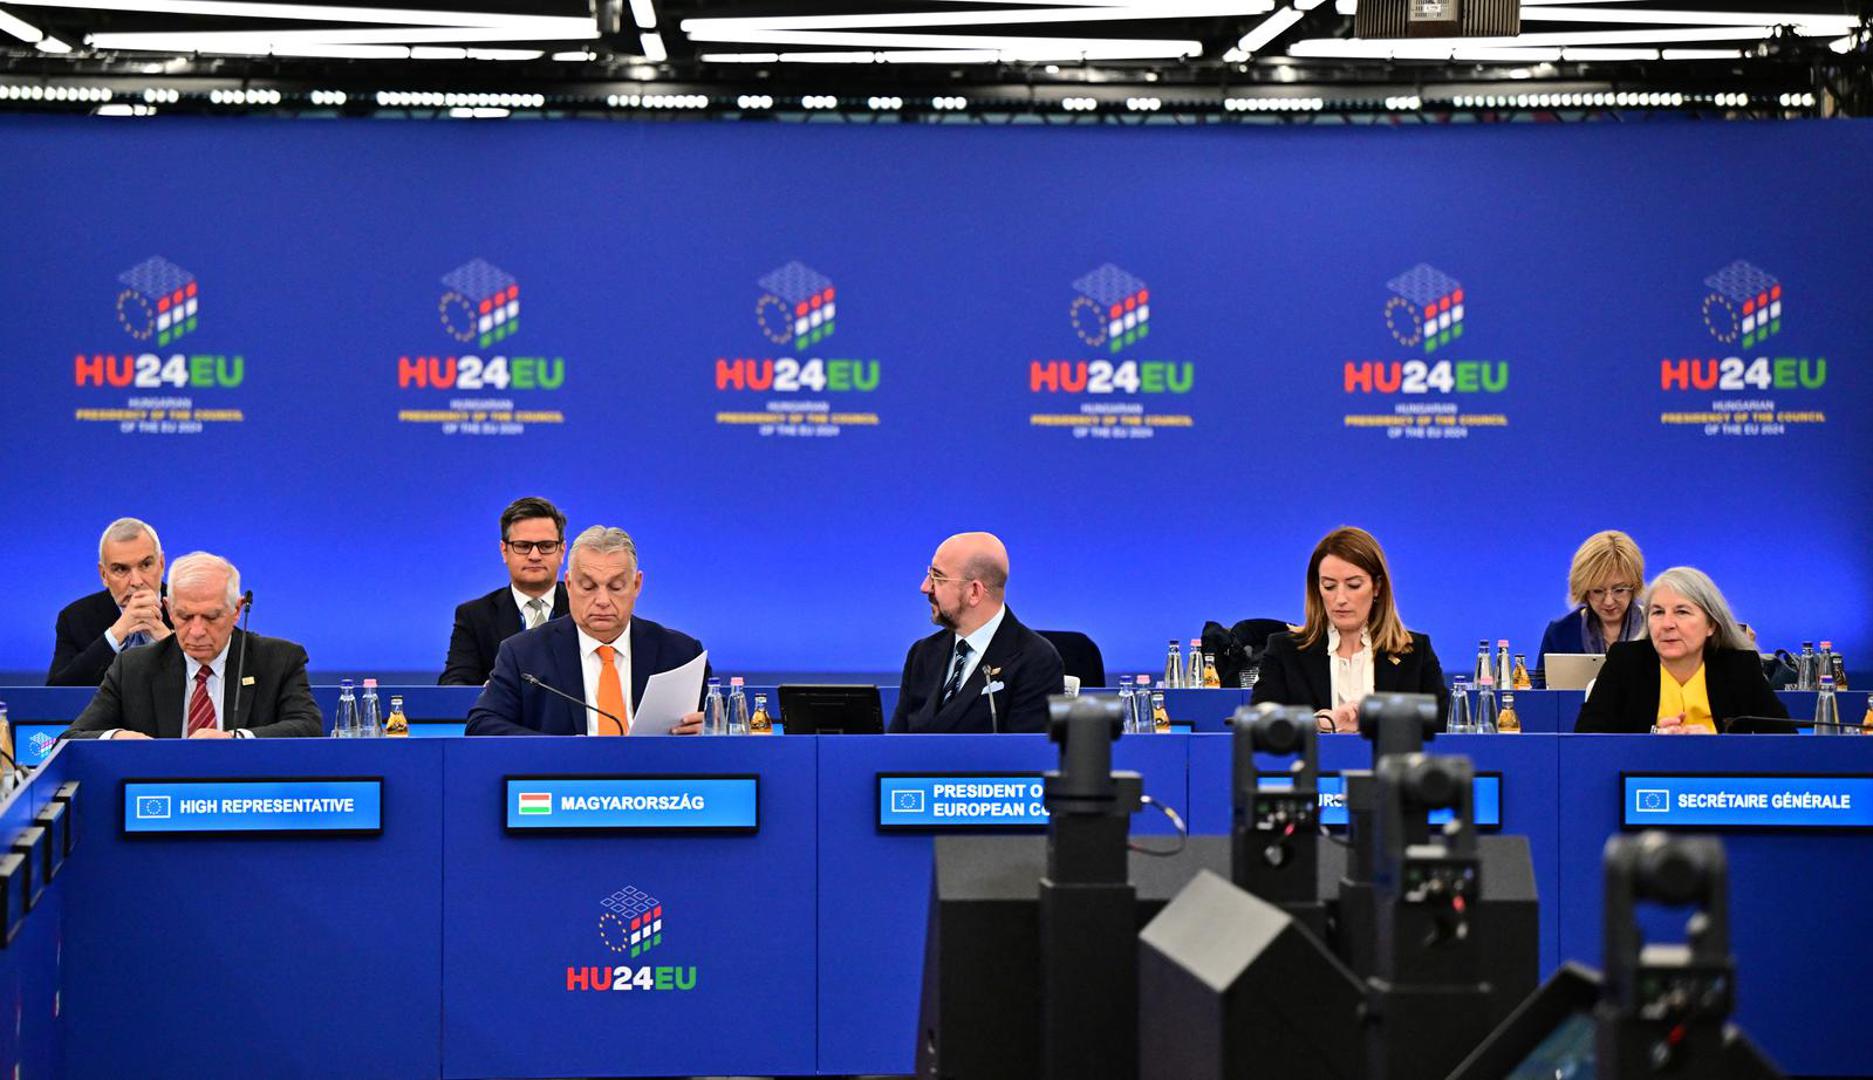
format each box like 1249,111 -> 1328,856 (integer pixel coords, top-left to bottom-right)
1720,714 -> 1867,734
229,589 -> 254,728
981,660 -> 999,734
521,672 -> 627,735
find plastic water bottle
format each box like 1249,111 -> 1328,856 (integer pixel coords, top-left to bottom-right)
1134,676 -> 1154,733
1818,642 -> 1837,691
704,677 -> 727,736
1117,678 -> 1137,735
1813,675 -> 1841,735
1446,678 -> 1472,734
727,677 -> 749,736
1186,639 -> 1205,690
384,695 -> 409,737
1498,692 -> 1522,734
1473,676 -> 1500,735
1496,640 -> 1513,692
357,679 -> 383,738
1473,640 -> 1491,685
1797,642 -> 1817,690
1164,639 -> 1184,689
749,694 -> 773,735
332,679 -> 359,738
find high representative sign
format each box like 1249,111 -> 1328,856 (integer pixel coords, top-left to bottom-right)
121,778 -> 382,835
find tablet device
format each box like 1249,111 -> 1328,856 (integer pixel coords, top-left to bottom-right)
1544,653 -> 1606,690
778,684 -> 885,734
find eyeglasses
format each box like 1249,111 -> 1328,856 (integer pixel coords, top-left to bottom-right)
1586,586 -> 1635,602
925,567 -> 975,587
505,540 -> 563,555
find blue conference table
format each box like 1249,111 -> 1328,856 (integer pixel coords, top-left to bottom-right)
1,727 -> 1871,1077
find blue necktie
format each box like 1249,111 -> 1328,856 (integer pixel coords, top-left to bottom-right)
941,640 -> 972,704
124,630 -> 150,649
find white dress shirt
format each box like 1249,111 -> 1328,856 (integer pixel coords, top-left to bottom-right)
951,604 -> 1007,695
104,638 -> 249,739
576,623 -> 632,736
1325,625 -> 1376,710
511,585 -> 554,629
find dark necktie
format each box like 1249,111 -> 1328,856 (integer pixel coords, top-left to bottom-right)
187,665 -> 216,736
942,639 -> 973,704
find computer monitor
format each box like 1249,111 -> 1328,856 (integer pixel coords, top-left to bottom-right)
1448,962 -> 1600,1079
777,684 -> 884,734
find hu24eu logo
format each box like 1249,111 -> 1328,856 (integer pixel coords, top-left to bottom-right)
565,885 -> 697,993
1030,263 -> 1192,395
397,258 -> 563,391
74,256 -> 243,389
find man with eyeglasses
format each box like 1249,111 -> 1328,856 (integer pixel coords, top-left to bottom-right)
47,517 -> 175,686
441,496 -> 572,685
889,531 -> 1063,734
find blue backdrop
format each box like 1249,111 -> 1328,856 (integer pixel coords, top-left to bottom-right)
2,115 -> 1868,680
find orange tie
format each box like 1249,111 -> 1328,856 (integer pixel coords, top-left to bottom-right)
595,644 -> 629,735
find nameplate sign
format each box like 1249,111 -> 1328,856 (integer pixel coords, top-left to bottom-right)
1260,773 -> 1503,829
121,778 -> 382,836
1622,773 -> 1873,829
503,776 -> 759,833
878,773 -> 1048,830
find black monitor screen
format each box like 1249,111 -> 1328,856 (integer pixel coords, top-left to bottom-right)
1506,1011 -> 1596,1080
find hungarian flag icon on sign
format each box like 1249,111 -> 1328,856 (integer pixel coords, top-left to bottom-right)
519,792 -> 553,815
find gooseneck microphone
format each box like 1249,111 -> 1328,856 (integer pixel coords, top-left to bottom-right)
521,672 -> 627,734
229,589 -> 255,726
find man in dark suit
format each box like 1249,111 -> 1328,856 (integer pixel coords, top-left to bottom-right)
440,496 -> 572,685
66,552 -> 321,739
47,517 -> 174,686
890,532 -> 1063,734
466,525 -> 706,736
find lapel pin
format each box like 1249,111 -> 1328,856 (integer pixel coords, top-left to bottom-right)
1388,656 -> 1401,665
241,675 -> 257,685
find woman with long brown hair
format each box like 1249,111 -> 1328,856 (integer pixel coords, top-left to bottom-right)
1251,526 -> 1449,733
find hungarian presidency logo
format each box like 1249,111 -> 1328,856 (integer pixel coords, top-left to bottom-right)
439,258 -> 521,349
1700,260 -> 1782,350
597,885 -> 665,958
756,260 -> 836,352
1382,263 -> 1464,354
115,256 -> 200,347
1069,263 -> 1150,354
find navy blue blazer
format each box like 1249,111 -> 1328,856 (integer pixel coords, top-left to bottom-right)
439,582 -> 570,686
48,586 -> 172,687
889,607 -> 1064,734
465,615 -> 705,736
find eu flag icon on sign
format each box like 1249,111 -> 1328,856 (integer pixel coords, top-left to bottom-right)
135,795 -> 173,819
1635,789 -> 1670,813
892,790 -> 925,813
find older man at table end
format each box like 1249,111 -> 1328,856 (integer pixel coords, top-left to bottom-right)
889,531 -> 1063,735
466,525 -> 706,736
47,517 -> 175,687
66,551 -> 322,739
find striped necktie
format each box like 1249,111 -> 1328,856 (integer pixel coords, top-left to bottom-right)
941,640 -> 972,704
525,597 -> 547,629
186,665 -> 217,736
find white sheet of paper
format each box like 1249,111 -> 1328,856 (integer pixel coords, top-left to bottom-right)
628,650 -> 708,736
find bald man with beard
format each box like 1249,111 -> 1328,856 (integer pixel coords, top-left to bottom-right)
889,532 -> 1064,734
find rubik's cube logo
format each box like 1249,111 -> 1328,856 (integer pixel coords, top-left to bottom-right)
439,258 -> 520,348
116,256 -> 200,347
1070,263 -> 1150,353
756,260 -> 836,351
1383,264 -> 1464,354
597,886 -> 665,959
1701,261 -> 1782,349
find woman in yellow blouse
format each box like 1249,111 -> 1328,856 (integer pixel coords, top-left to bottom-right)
1574,567 -> 1786,734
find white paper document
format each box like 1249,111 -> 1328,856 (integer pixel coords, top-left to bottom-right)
628,650 -> 708,736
